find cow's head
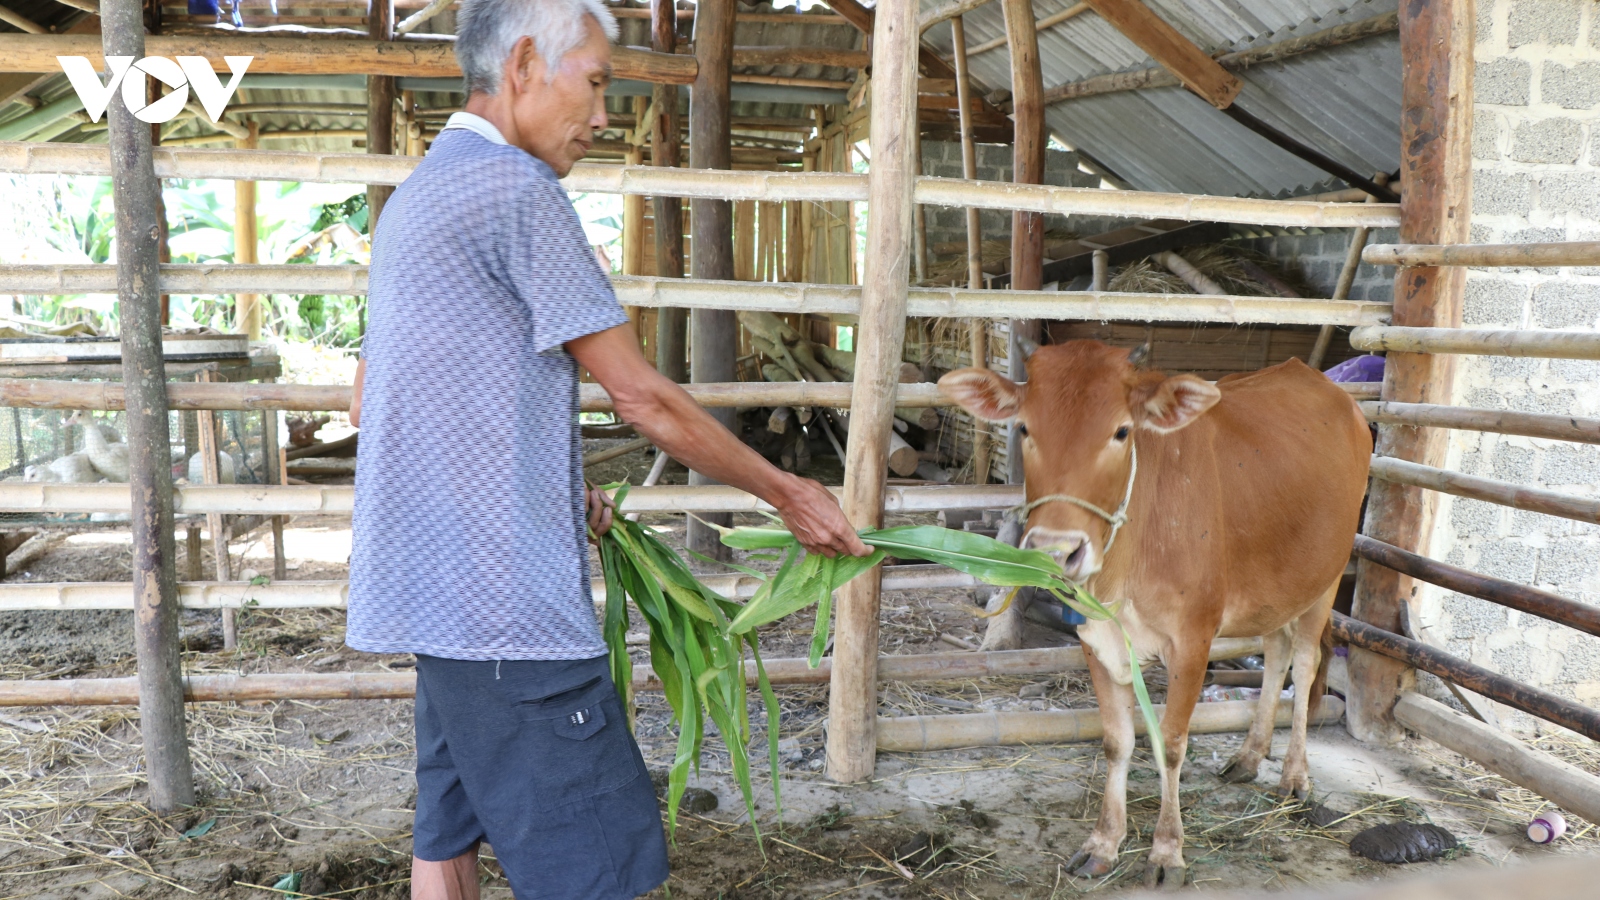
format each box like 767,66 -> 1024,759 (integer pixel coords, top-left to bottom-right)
938,340 -> 1219,580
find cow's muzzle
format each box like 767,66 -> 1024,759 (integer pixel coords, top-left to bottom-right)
1021,527 -> 1097,582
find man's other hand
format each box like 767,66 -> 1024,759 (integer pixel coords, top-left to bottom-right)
775,478 -> 872,559
586,485 -> 615,541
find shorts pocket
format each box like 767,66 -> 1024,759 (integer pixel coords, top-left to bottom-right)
500,668 -> 644,808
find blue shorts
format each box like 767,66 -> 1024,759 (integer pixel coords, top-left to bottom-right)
413,654 -> 669,900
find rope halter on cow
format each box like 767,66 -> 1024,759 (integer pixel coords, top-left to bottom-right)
1012,442 -> 1139,572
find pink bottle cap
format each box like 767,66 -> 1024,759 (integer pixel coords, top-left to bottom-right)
1528,811 -> 1567,844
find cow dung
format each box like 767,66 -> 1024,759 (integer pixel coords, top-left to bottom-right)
1349,823 -> 1458,863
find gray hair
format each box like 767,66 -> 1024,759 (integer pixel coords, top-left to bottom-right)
456,0 -> 619,95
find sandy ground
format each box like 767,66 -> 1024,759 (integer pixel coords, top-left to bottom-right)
0,451 -> 1595,897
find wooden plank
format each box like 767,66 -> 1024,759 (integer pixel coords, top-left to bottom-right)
1081,0 -> 1241,108
826,0 -> 920,785
1347,0 -> 1474,745
101,0 -> 194,814
0,33 -> 696,83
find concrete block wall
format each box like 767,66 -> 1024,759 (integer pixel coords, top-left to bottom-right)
1227,228 -> 1399,303
918,141 -> 1103,269
1418,0 -> 1600,727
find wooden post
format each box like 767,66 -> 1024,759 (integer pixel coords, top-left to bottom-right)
1347,0 -> 1472,745
365,0 -> 396,232
262,406 -> 287,581
1310,174 -> 1388,369
824,0 -> 918,784
686,0 -> 736,561
233,121 -> 261,340
650,0 -> 687,382
951,14 -> 991,484
622,93 -> 647,341
102,0 -> 194,813
1001,0 -> 1044,484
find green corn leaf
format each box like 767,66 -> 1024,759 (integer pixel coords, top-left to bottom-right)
808,572 -> 833,668
1124,629 -> 1167,772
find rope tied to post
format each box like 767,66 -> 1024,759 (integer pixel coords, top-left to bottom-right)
1011,442 -> 1139,569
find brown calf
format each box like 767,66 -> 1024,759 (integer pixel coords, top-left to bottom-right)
939,341 -> 1370,889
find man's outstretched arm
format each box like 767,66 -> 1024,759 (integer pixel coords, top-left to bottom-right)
567,325 -> 870,558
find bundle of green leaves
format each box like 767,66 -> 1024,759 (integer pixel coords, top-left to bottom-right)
593,485 -> 1166,845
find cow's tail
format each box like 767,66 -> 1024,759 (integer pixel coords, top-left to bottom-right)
1308,614 -> 1334,721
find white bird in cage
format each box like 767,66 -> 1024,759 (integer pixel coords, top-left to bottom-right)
25,451 -> 97,483
65,411 -> 129,482
188,450 -> 237,485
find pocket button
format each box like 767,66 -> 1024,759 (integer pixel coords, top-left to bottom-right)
554,703 -> 607,741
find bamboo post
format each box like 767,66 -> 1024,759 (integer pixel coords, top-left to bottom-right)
365,0 -> 396,231
232,121 -> 261,340
825,0 -> 919,784
951,14 -> 991,485
1001,0 -> 1044,485
650,0 -> 687,382
262,406 -> 287,581
1309,173 -> 1388,369
622,95 -> 647,337
196,372 -> 235,648
686,0 -> 737,561
1347,0 -> 1473,745
913,137 -> 928,284
102,0 -> 193,813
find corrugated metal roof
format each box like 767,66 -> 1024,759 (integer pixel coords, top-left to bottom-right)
921,0 -> 1401,198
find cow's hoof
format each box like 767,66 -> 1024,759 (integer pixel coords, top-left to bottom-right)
1218,755 -> 1260,784
1067,849 -> 1115,879
1142,862 -> 1188,890
1276,782 -> 1311,802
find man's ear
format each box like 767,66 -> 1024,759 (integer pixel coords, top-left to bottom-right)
1130,374 -> 1219,434
938,367 -> 1024,421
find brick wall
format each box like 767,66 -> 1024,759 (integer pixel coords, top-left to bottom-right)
1227,228 -> 1399,303
1418,0 -> 1600,726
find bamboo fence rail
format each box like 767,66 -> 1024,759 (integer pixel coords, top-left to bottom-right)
1368,457 -> 1600,525
0,638 -> 1266,706
0,265 -> 1395,327
1363,241 -> 1600,268
1360,401 -> 1600,444
0,482 -> 1027,515
1351,326 -> 1600,360
876,696 -> 1345,751
0,142 -> 1401,227
0,377 -> 1378,414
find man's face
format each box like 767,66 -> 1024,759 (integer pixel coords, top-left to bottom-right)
507,18 -> 611,176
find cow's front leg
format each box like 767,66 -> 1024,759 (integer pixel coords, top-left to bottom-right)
1068,641 -> 1134,879
1219,626 -> 1292,784
1145,643 -> 1209,890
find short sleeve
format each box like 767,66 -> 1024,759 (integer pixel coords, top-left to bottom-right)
504,172 -> 630,354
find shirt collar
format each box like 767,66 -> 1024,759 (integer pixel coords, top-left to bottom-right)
441,111 -> 508,146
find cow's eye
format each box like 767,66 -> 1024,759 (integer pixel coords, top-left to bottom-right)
1113,425 -> 1131,442
1017,423 -> 1030,438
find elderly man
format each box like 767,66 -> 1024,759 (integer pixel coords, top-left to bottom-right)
344,0 -> 869,897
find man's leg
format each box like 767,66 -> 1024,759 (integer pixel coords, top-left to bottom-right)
413,846 -> 480,900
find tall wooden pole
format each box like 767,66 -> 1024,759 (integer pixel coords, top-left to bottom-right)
365,0 -> 396,232
233,121 -> 261,340
825,0 -> 919,784
686,0 -> 736,561
1347,0 -> 1473,744
651,0 -> 687,382
951,14 -> 990,484
102,0 -> 193,813
1001,0 -> 1044,484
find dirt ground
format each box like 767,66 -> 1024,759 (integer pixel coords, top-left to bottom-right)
0,449 -> 1596,898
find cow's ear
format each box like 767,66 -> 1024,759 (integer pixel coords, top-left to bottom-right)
1131,374 -> 1219,433
938,367 -> 1024,421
